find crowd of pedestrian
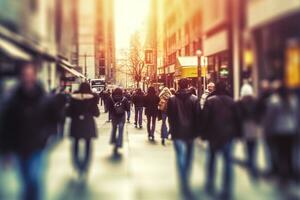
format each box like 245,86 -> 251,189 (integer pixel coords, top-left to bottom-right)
0,62 -> 299,200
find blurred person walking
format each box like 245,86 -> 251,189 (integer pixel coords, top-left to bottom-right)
237,80 -> 259,180
132,88 -> 145,128
124,89 -> 132,123
1,62 -> 63,200
144,86 -> 160,141
200,82 -> 215,109
263,80 -> 300,185
107,88 -> 130,155
67,82 -> 100,179
158,87 -> 172,145
167,78 -> 201,199
201,81 -> 240,200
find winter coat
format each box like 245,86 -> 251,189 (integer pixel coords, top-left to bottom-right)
167,89 -> 201,140
158,88 -> 172,112
237,95 -> 259,140
201,92 -> 241,150
144,94 -> 160,116
132,91 -> 145,107
107,94 -> 130,123
0,83 -> 61,156
68,92 -> 100,140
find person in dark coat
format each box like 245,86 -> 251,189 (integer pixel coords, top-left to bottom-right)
107,88 -> 130,155
167,78 -> 201,199
144,86 -> 160,141
1,62 -> 61,200
201,81 -> 240,199
237,81 -> 259,180
124,89 -> 132,123
67,82 -> 100,177
132,88 -> 145,128
263,81 -> 300,185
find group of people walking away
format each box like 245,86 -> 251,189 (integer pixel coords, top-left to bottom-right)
0,61 -> 299,200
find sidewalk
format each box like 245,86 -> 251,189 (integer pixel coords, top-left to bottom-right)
0,109 -> 298,200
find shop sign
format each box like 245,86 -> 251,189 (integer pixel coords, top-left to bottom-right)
285,40 -> 300,88
219,65 -> 229,78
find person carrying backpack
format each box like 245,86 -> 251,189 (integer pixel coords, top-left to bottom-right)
107,88 -> 130,155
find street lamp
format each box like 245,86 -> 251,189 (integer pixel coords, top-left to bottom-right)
196,49 -> 202,97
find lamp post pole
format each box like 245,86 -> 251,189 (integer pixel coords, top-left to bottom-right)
196,50 -> 202,97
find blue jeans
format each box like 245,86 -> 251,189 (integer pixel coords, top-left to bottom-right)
134,106 -> 143,127
17,151 -> 45,200
126,110 -> 131,122
173,140 -> 194,193
110,121 -> 125,148
161,113 -> 168,139
206,141 -> 233,195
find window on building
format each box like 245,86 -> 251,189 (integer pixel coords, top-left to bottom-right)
185,45 -> 190,56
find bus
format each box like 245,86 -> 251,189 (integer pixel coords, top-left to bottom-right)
90,78 -> 106,94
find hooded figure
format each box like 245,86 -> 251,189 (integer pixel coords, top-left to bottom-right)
68,83 -> 100,139
107,88 -> 130,154
67,82 -> 100,176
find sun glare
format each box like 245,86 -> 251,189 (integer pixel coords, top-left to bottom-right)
115,0 -> 150,50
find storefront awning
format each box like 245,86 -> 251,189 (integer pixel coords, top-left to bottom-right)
0,25 -> 57,62
59,59 -> 85,79
0,37 -> 32,61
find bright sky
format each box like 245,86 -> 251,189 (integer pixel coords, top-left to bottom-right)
115,0 -> 150,50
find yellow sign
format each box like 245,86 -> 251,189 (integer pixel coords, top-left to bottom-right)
285,43 -> 300,88
177,66 -> 207,78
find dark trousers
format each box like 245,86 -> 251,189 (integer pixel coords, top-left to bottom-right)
110,121 -> 125,148
267,135 -> 296,181
173,140 -> 194,194
206,141 -> 233,196
18,151 -> 45,200
245,140 -> 258,178
73,139 -> 91,173
134,106 -> 143,127
146,115 -> 156,137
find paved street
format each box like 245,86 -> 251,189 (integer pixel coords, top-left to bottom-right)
1,107 -> 299,200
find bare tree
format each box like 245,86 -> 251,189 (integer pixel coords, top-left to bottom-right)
128,32 -> 146,88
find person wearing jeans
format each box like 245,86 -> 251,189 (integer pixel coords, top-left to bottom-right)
110,121 -> 125,150
108,88 -> 130,155
158,87 -> 172,145
132,88 -> 145,128
1,63 -> 64,200
201,81 -> 240,199
134,106 -> 143,128
167,78 -> 201,199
